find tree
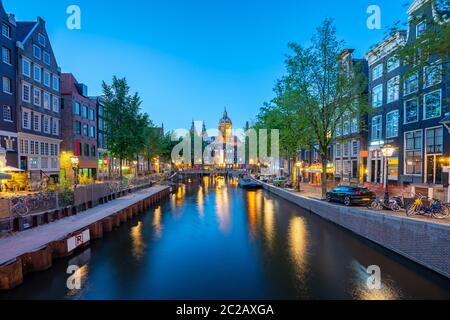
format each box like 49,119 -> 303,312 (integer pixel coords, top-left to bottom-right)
257,18 -> 368,198
142,122 -> 164,173
102,77 -> 147,178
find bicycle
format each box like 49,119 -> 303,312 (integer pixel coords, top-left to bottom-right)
10,197 -> 30,217
369,197 -> 401,212
406,195 -> 450,220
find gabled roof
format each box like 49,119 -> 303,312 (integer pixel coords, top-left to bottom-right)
407,0 -> 429,15
16,21 -> 37,43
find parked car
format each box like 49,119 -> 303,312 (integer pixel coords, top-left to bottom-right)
326,186 -> 376,206
260,175 -> 272,183
273,176 -> 288,188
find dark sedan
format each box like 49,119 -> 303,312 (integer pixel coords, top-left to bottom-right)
326,186 -> 376,206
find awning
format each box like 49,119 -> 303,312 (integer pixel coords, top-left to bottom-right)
0,173 -> 12,180
0,166 -> 24,173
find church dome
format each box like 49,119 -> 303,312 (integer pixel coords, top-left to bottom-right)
219,108 -> 232,126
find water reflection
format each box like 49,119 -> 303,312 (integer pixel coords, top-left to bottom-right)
263,198 -> 275,251
215,182 -> 231,234
131,221 -> 146,259
288,216 -> 309,283
197,186 -> 205,218
152,206 -> 163,239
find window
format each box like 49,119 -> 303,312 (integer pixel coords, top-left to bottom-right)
33,88 -> 41,106
82,106 -> 88,118
343,143 -> 349,157
335,143 -> 341,158
343,120 -> 350,135
41,157 -> 48,169
372,84 -> 383,107
90,125 -> 96,138
75,121 -> 82,135
387,76 -> 400,103
352,141 -> 359,157
424,90 -> 441,120
22,58 -> 31,77
372,64 -> 383,81
52,96 -> 59,112
405,130 -> 423,175
98,118 -> 104,131
2,77 -> 12,94
52,119 -> 59,135
33,113 -> 41,131
52,75 -> 59,91
3,105 -> 12,121
38,33 -> 46,47
404,98 -> 419,124
83,124 -> 88,136
91,145 -> 96,158
84,144 -> 90,157
351,118 -> 359,134
387,56 -> 400,72
2,23 -> 11,39
89,109 -> 95,121
43,52 -> 50,65
416,21 -> 426,38
371,115 -> 382,141
336,124 -> 342,137
43,116 -> 50,133
34,65 -> 42,82
404,73 -> 418,95
386,110 -> 399,138
43,92 -> 51,110
426,127 -> 443,154
33,45 -> 41,60
29,158 -> 39,169
74,102 -> 81,115
22,110 -> 31,129
22,83 -> 31,103
51,158 -> 58,169
2,47 -> 11,65
43,70 -> 51,87
424,61 -> 442,88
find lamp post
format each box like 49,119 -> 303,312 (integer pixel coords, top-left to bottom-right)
70,156 -> 80,188
296,161 -> 302,192
381,144 -> 395,203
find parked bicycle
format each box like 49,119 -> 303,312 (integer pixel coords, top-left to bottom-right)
406,194 -> 450,220
10,197 -> 30,217
369,197 -> 402,212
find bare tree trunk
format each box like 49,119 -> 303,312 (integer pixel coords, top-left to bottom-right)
119,158 -> 123,180
321,161 -> 328,200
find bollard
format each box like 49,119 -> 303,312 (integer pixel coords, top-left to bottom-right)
21,247 -> 52,274
0,259 -> 23,291
102,217 -> 113,233
112,214 -> 121,227
48,239 -> 71,259
89,222 -> 104,240
43,212 -> 50,224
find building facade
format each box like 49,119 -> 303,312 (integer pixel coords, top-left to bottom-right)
90,96 -> 109,179
0,2 -> 17,168
366,0 -> 449,195
61,73 -> 98,178
333,49 -> 369,184
16,17 -> 61,182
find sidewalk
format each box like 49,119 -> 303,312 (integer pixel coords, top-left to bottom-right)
0,185 -> 169,265
286,184 -> 450,226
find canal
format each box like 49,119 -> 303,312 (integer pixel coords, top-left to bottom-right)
2,177 -> 450,300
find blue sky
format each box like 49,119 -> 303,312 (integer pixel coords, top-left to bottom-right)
4,0 -> 409,131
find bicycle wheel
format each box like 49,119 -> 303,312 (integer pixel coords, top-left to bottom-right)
391,203 -> 401,212
370,201 -> 383,211
432,207 -> 450,220
406,205 -> 417,216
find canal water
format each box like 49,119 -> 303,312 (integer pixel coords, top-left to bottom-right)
2,177 -> 450,300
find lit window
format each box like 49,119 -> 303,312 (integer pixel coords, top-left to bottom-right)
424,90 -> 441,120
405,130 -> 423,175
426,127 -> 443,154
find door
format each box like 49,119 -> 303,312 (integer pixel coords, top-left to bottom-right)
427,155 -> 443,185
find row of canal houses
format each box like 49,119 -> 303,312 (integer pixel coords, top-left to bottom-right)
299,0 -> 449,198
0,1 -> 113,184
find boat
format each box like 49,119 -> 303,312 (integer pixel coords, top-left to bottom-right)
238,177 -> 262,189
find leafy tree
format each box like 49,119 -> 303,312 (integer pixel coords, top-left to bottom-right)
256,18 -> 368,198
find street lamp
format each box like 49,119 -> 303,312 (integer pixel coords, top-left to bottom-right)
381,144 -> 395,203
296,161 -> 302,192
70,156 -> 80,188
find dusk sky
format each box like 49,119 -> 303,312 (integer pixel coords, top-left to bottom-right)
5,0 -> 408,132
